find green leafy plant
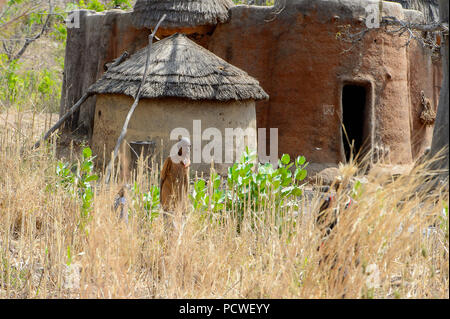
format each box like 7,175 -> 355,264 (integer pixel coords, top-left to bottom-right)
108,0 -> 132,9
37,69 -> 57,98
77,0 -> 105,11
0,54 -> 61,110
50,22 -> 68,43
0,55 -> 24,103
87,0 -> 105,11
191,148 -> 308,225
142,185 -> 160,220
67,246 -> 72,266
440,201 -> 449,240
55,147 -> 99,220
190,171 -> 226,215
131,182 -> 160,221
226,148 -> 307,215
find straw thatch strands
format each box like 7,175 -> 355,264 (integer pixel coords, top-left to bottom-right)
132,0 -> 235,29
88,33 -> 269,102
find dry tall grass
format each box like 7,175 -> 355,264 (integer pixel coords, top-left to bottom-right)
0,111 -> 448,299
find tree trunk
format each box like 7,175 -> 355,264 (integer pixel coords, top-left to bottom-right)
430,0 -> 449,176
59,10 -> 150,137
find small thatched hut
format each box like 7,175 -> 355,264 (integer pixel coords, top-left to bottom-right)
89,33 -> 268,174
131,0 -> 234,39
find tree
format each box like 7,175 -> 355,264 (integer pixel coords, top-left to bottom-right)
0,0 -> 53,62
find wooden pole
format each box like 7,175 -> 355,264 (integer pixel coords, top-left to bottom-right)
104,14 -> 166,184
32,92 -> 93,150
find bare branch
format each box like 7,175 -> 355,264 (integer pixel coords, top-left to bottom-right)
265,0 -> 286,22
0,1 -> 43,30
11,0 -> 53,61
337,15 -> 448,53
32,92 -> 94,150
104,14 -> 167,184
382,16 -> 448,34
104,51 -> 130,71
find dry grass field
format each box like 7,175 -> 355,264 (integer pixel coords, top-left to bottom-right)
0,0 -> 448,299
0,111 -> 448,299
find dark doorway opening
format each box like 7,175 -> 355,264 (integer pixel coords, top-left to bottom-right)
342,84 -> 369,162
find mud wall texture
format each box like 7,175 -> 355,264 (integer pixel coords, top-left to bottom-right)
408,39 -> 441,159
207,1 -> 439,165
61,0 -> 442,167
92,94 -> 257,175
430,0 -> 449,173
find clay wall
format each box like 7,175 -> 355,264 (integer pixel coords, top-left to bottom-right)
61,1 -> 442,167
92,94 -> 257,175
207,1 -> 416,165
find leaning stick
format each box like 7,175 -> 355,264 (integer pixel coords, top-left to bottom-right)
104,51 -> 130,71
32,51 -> 130,150
104,14 -> 166,184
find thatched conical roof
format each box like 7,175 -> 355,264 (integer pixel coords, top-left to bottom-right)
132,0 -> 235,29
88,33 -> 269,102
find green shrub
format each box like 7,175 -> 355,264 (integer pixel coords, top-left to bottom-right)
54,147 -> 99,221
108,0 -> 132,9
441,201 -> 449,240
131,182 -> 160,221
191,171 -> 226,214
0,56 -> 24,104
191,148 -> 308,225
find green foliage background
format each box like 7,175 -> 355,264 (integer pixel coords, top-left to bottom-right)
0,0 -> 274,113
0,0 -> 133,112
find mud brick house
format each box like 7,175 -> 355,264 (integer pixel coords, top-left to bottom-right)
88,33 -> 267,174
60,0 -> 442,173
